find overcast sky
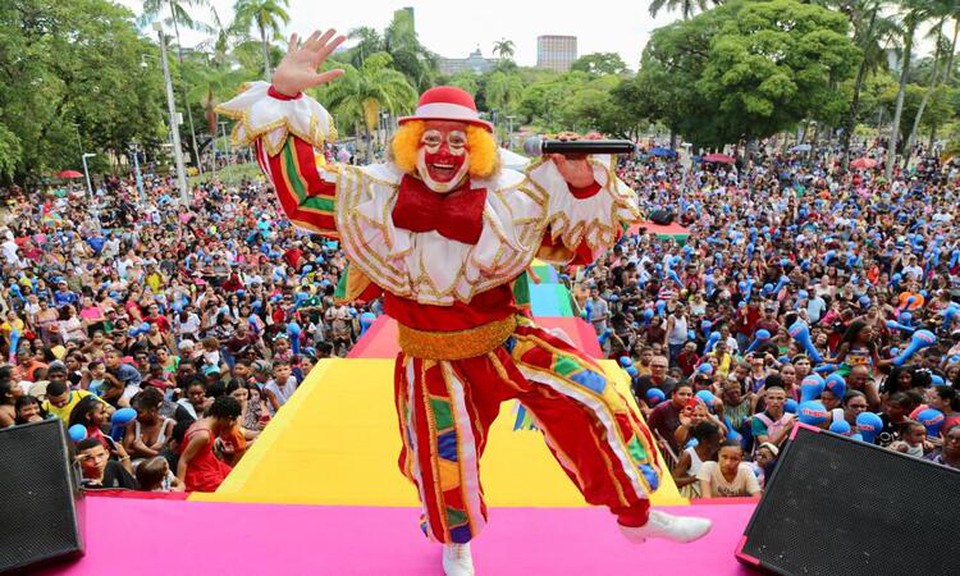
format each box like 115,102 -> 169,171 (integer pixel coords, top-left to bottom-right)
117,0 -> 681,69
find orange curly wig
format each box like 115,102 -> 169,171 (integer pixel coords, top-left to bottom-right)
389,120 -> 500,179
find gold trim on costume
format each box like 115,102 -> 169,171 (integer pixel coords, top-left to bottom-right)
398,317 -> 517,361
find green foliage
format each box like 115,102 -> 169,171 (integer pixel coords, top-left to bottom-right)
312,52 -> 417,159
637,0 -> 859,149
570,53 -> 629,76
879,82 -> 955,141
0,0 -> 166,185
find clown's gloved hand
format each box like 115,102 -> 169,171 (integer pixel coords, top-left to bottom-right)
272,28 -> 347,97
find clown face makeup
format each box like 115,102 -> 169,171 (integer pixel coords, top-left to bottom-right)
416,121 -> 470,193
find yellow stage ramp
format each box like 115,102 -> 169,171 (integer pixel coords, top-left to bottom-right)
191,358 -> 686,507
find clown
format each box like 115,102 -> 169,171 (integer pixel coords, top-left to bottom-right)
218,29 -> 710,575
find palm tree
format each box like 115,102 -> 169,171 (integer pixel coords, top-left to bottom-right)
834,0 -> 901,165
493,38 -> 515,61
347,27 -> 384,68
648,0 -> 719,19
904,23 -> 951,166
485,71 -> 524,116
232,0 -> 291,81
140,0 -> 208,173
318,52 -> 418,162
886,1 -> 932,180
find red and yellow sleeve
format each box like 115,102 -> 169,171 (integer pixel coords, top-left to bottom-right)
215,81 -> 340,237
255,136 -> 338,237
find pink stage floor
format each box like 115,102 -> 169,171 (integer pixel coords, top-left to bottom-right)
45,496 -> 757,575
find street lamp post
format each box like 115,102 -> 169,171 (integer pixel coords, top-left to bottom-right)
219,122 -> 230,167
131,144 -> 145,206
81,152 -> 95,197
154,22 -> 189,203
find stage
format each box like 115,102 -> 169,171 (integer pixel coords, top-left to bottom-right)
47,264 -> 758,574
44,496 -> 757,575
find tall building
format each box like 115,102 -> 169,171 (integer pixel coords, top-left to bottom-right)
395,7 -> 415,34
438,48 -> 497,76
537,35 -> 577,72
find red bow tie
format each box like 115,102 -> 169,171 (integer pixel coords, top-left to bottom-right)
391,175 -> 487,245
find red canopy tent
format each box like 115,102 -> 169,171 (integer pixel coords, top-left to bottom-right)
628,220 -> 692,243
702,153 -> 735,165
849,157 -> 877,169
56,170 -> 84,179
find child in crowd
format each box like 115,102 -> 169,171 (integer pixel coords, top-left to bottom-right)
135,455 -> 184,492
672,420 -> 722,499
697,441 -> 762,498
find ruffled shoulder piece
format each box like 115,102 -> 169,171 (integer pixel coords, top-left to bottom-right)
215,81 -> 338,156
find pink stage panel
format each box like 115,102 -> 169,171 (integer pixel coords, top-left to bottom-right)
44,497 -> 755,575
348,316 -> 602,359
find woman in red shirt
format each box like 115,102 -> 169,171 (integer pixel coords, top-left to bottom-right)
177,395 -> 242,492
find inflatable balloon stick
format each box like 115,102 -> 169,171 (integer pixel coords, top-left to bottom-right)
287,321 -> 302,355
885,320 -> 916,334
705,331 -> 722,354
917,408 -> 945,438
645,388 -> 666,406
359,312 -> 377,336
788,321 -> 823,363
797,401 -> 829,427
744,329 -> 771,354
109,407 -> 137,441
891,330 -> 936,367
855,412 -> 883,444
800,375 -> 825,403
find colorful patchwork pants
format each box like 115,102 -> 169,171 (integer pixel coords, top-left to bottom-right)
394,319 -> 662,544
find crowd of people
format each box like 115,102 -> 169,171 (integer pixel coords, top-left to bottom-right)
0,167 -> 371,491
571,141 -> 960,497
2,137 -> 960,498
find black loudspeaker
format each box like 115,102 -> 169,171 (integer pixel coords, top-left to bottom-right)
736,424 -> 960,575
649,209 -> 675,225
0,419 -> 85,573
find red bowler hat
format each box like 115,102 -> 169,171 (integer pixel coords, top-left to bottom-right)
398,86 -> 493,132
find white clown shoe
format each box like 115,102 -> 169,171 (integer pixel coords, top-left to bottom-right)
442,542 -> 475,576
619,510 -> 712,544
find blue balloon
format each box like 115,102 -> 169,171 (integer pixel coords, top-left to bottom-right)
68,424 -> 87,442
798,401 -> 830,426
829,419 -> 851,436
824,374 -> 846,399
645,388 -> 666,405
111,408 -> 137,425
696,390 -> 718,409
619,356 -> 633,367
856,412 -> 884,444
626,366 -> 639,377
917,408 -> 945,437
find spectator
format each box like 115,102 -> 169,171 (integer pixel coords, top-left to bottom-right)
647,383 -> 694,458
633,354 -> 678,401
672,420 -> 722,498
42,379 -> 111,423
751,384 -> 795,449
697,441 -> 762,498
927,424 -> 960,469
76,437 -> 136,489
15,395 -> 46,425
135,455 -> 184,492
0,377 -> 21,427
176,395 -> 242,492
264,359 -> 297,413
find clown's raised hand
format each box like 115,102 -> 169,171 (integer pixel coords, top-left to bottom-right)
272,29 -> 346,97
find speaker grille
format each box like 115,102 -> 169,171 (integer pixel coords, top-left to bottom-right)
740,426 -> 960,575
0,419 -> 83,572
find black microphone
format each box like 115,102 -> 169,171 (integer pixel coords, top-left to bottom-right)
523,136 -> 636,157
